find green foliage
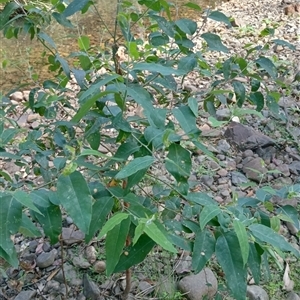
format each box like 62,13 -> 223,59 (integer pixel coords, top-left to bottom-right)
0,0 -> 300,299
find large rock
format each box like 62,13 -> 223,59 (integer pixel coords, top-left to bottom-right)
224,122 -> 275,151
178,268 -> 218,300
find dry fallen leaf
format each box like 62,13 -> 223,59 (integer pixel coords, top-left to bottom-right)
283,262 -> 294,291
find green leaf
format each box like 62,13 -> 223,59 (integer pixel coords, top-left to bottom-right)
165,143 -> 191,183
249,91 -> 264,111
216,232 -> 247,300
31,196 -> 62,244
188,97 -> 198,117
248,243 -> 262,284
38,32 -> 57,50
85,196 -> 114,243
199,205 -> 221,230
249,224 -> 300,257
178,55 -> 197,74
63,0 -> 90,17
232,81 -> 246,107
201,33 -> 228,53
132,62 -> 184,76
12,190 -> 42,215
233,220 -> 249,266
114,234 -> 155,273
172,106 -> 200,135
272,39 -> 296,50
175,18 -> 197,35
144,221 -> 177,253
276,205 -> 299,230
256,57 -> 277,79
133,222 -> 146,245
208,11 -> 231,27
19,214 -> 41,237
115,156 -> 155,179
0,193 -> 22,267
106,217 -> 131,275
57,171 -> 92,233
52,12 -> 74,28
78,35 -> 90,51
183,2 -> 202,11
150,15 -> 175,37
98,213 -> 129,239
0,1 -> 20,30
192,229 -> 215,272
186,192 -> 216,206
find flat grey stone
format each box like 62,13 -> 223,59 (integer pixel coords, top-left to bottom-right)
36,249 -> 57,268
14,290 -> 36,300
62,227 -> 85,245
83,274 -> 102,300
231,171 -> 249,185
178,268 -> 217,300
247,285 -> 269,300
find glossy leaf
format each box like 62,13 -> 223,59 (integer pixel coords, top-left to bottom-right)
115,156 -> 154,179
255,57 -> 277,78
249,224 -> 300,257
19,214 -> 41,237
57,171 -> 92,233
276,205 -> 299,230
248,243 -> 262,284
172,106 -> 200,135
201,33 -> 228,53
165,143 -> 191,183
114,234 -> 156,273
175,18 -> 197,35
63,0 -> 90,17
200,205 -> 221,230
85,196 -> 114,243
208,11 -> 231,27
12,190 -> 42,215
98,213 -> 129,239
216,232 -> 247,300
192,229 -> 215,272
106,217 -> 131,275
144,220 -> 177,253
233,219 -> 249,266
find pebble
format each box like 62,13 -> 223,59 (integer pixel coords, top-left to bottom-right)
36,249 -> 57,268
93,261 -> 106,273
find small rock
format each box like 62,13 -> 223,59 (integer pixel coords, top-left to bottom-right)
85,246 -> 97,264
61,228 -> 84,245
83,274 -> 102,300
243,157 -> 267,182
138,281 -> 154,295
10,91 -> 23,102
43,242 -> 51,252
73,255 -> 91,269
175,255 -> 192,274
289,161 -> 300,175
54,263 -> 82,286
93,261 -> 106,273
44,280 -> 60,293
178,268 -> 217,300
277,164 -> 290,177
216,108 -> 231,120
217,139 -> 231,153
285,222 -> 299,235
14,290 -> 36,300
36,249 -> 57,268
23,90 -> 30,101
217,169 -> 228,177
27,114 -> 40,123
243,149 -> 254,158
200,175 -> 214,186
28,240 -> 38,253
221,190 -> 230,197
231,171 -> 249,186
247,285 -> 269,300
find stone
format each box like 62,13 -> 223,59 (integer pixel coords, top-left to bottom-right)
73,255 -> 91,269
27,113 -> 40,123
10,91 -> 23,102
138,280 -> 154,295
289,161 -> 300,175
285,222 -> 299,235
178,268 -> 218,300
36,249 -> 57,268
93,261 -> 106,273
85,246 -> 97,264
231,171 -> 249,185
217,169 -> 228,177
216,108 -> 231,120
224,121 -> 275,151
247,285 -> 269,300
277,164 -> 290,177
243,149 -> 254,157
217,139 -> 231,153
175,255 -> 192,274
61,228 -> 84,245
54,263 -> 82,286
243,157 -> 267,182
14,290 -> 36,300
200,175 -> 214,186
287,292 -> 300,300
83,274 -> 102,300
